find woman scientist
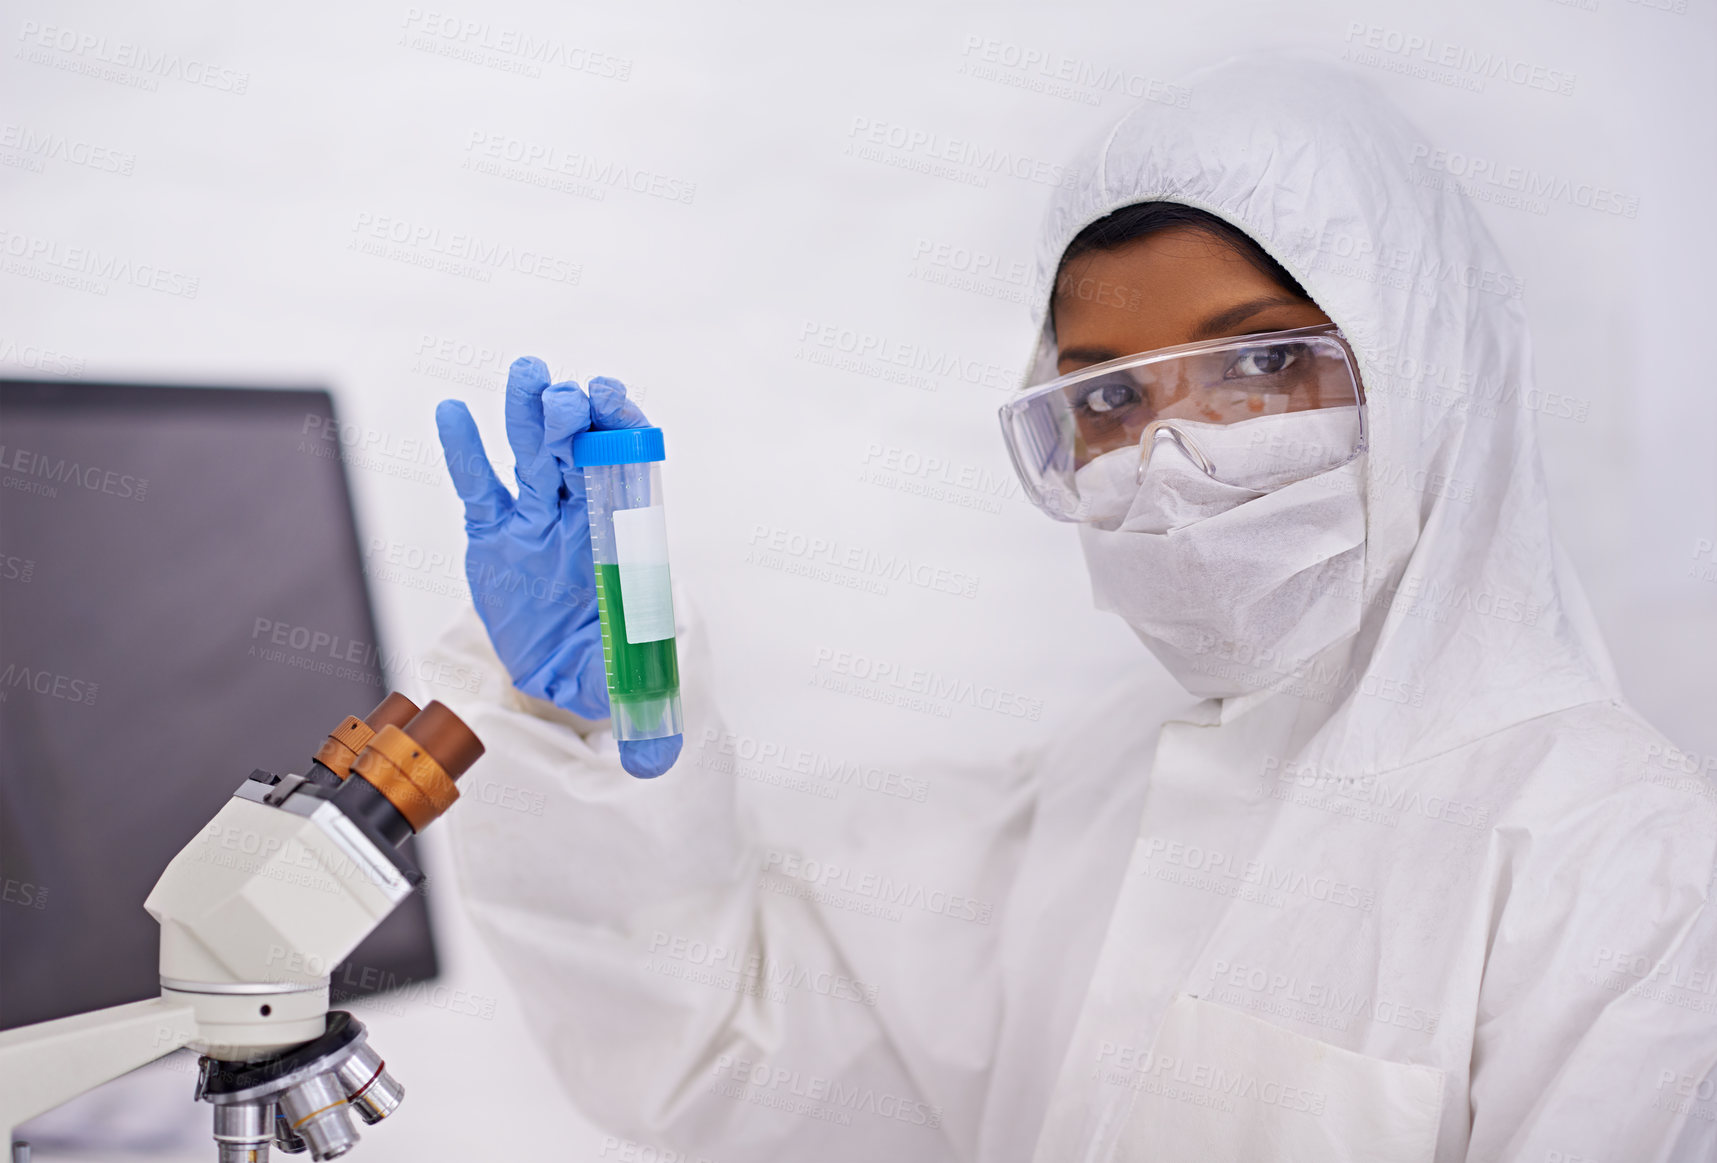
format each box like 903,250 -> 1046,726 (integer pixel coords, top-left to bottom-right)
429,61 -> 1717,1162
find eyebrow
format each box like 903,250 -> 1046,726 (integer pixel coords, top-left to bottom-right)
1057,295 -> 1309,366
1187,295 -> 1308,341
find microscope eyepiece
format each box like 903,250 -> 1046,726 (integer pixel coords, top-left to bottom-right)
399,701 -> 485,781
312,693 -> 422,781
342,701 -> 483,836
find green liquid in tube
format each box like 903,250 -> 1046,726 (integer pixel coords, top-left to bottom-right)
593,562 -> 680,704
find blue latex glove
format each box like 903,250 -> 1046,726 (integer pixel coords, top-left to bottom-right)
435,357 -> 682,779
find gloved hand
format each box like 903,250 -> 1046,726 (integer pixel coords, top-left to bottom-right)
435,357 -> 682,779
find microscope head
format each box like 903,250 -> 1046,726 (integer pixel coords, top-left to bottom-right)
140,693 -> 484,1161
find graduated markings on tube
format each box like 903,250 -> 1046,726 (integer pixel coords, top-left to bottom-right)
612,505 -> 676,643
594,568 -> 614,660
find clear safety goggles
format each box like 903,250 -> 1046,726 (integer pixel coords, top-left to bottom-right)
998,324 -> 1366,522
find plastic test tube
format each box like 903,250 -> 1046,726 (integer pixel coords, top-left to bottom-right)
570,426 -> 683,742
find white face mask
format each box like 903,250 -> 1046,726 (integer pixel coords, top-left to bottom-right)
1076,411 -> 1368,699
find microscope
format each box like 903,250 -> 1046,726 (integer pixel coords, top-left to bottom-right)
0,693 -> 484,1161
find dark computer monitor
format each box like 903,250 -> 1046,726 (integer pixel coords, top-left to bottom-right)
0,379 -> 439,1030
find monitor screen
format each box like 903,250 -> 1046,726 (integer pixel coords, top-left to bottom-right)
0,379 -> 439,1030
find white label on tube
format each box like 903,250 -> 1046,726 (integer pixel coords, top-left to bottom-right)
612,505 -> 676,643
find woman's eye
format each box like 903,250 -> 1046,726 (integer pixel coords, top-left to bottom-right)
1079,378 -> 1140,414
1227,345 -> 1300,378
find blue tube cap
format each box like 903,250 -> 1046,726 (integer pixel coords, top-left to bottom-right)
572,426 -> 665,467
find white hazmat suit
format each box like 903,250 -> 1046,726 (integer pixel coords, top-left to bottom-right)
435,60 -> 1717,1162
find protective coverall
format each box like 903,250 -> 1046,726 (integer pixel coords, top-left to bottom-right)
433,59 -> 1717,1162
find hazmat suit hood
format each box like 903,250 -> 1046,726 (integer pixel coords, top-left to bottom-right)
1023,56 -> 1619,775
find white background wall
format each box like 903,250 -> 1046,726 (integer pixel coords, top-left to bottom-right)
5,0 -> 1712,1157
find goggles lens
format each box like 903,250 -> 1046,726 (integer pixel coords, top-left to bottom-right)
999,325 -> 1365,521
